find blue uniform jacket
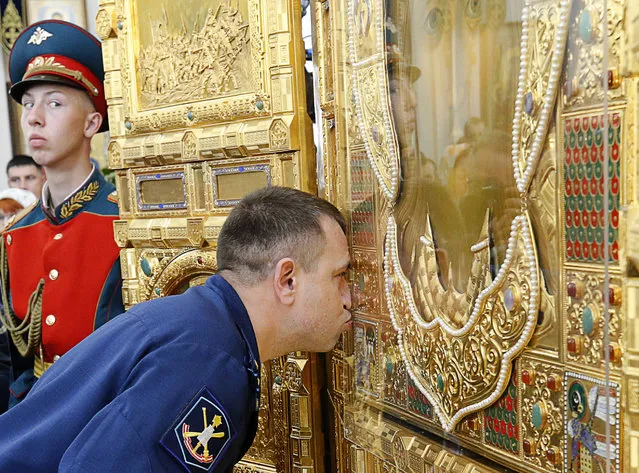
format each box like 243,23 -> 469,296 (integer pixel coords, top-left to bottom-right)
0,275 -> 261,473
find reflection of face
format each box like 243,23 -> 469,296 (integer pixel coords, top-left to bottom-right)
295,217 -> 352,352
7,164 -> 45,196
21,84 -> 98,170
389,76 -> 417,146
423,160 -> 436,183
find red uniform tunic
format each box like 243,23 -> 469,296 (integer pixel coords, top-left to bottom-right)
3,169 -> 123,402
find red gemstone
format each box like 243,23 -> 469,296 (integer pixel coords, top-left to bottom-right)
581,149 -> 589,164
582,209 -> 589,226
567,283 -> 577,298
574,118 -> 581,132
599,179 -> 605,194
612,176 -> 619,195
590,178 -> 598,194
574,210 -> 581,227
608,287 -> 619,305
508,423 -> 514,438
590,210 -> 598,227
612,113 -> 620,127
612,208 -> 619,228
506,397 -> 513,412
575,242 -> 582,258
612,143 -> 619,161
522,369 -> 532,385
581,179 -> 589,195
590,148 -> 598,163
568,337 -> 578,353
566,180 -> 573,197
523,439 -> 533,455
500,420 -> 507,435
197,256 -> 204,265
567,241 -> 574,258
592,242 -> 599,259
546,376 -> 558,391
566,121 -> 573,133
547,448 -> 558,463
612,241 -> 619,261
583,244 -> 590,259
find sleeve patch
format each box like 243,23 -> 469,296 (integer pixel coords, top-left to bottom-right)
107,190 -> 118,204
160,386 -> 236,473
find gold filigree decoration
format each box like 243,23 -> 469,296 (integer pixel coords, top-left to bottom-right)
60,181 -> 99,219
348,0 -> 400,201
1,0 -> 23,53
566,272 -> 622,366
269,120 -> 288,150
512,0 -> 571,193
519,360 -> 563,471
385,214 -> 540,432
138,5 -> 250,107
562,0 -> 625,109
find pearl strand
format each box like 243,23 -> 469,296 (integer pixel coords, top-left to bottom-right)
385,215 -> 541,431
347,0 -> 398,201
512,0 -> 571,194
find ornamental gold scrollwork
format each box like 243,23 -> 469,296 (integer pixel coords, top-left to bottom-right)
512,0 -> 571,194
346,0 -> 576,432
385,215 -> 540,431
519,359 -> 563,471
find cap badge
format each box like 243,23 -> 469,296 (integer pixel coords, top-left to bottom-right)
27,27 -> 53,46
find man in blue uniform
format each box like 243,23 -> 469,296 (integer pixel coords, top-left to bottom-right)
0,20 -> 124,406
0,186 -> 353,473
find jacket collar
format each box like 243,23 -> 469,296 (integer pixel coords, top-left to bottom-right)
41,165 -> 103,224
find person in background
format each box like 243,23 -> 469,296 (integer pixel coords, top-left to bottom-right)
0,186 -> 353,473
6,155 -> 46,199
0,19 -> 124,407
0,188 -> 37,229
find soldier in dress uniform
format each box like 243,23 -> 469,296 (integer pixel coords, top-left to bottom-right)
0,20 -> 124,407
0,186 -> 353,473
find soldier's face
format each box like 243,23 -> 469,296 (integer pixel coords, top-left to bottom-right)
20,83 -> 97,170
295,217 -> 352,352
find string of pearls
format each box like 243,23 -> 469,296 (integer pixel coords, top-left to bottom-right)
347,0 -> 399,202
385,214 -> 540,431
512,0 -> 571,194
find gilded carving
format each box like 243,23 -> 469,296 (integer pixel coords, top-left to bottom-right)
269,119 -> 289,150
519,359 -> 563,471
96,8 -> 116,40
562,0 -> 625,109
565,271 -> 623,367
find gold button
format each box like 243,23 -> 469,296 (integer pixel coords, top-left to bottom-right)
49,269 -> 59,280
54,233 -> 63,240
53,355 -> 60,362
6,235 -> 12,245
45,314 -> 56,326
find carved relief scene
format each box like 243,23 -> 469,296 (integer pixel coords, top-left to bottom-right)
135,0 -> 252,108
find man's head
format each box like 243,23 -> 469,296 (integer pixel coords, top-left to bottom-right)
8,20 -> 108,133
6,155 -> 46,196
218,186 -> 352,353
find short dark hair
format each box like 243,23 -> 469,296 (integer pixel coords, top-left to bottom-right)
217,186 -> 346,285
6,155 -> 41,175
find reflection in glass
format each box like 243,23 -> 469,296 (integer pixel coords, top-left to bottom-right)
388,0 -> 523,293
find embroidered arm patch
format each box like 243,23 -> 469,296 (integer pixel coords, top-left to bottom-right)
160,387 -> 236,472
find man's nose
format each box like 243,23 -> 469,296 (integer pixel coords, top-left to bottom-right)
27,103 -> 44,126
345,285 -> 363,311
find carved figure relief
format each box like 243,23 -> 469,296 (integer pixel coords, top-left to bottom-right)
136,0 -> 251,108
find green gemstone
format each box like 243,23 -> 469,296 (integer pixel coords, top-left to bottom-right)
274,375 -> 282,385
585,164 -> 593,179
570,132 -> 576,148
577,131 -> 584,148
256,100 -> 264,110
586,129 -> 593,146
140,258 -> 152,277
511,439 -> 518,453
437,374 -> 444,392
154,287 -> 161,296
531,403 -> 544,429
595,129 -> 603,146
509,384 -> 517,398
579,10 -> 593,43
586,227 -> 594,243
582,306 -> 595,335
577,165 -> 585,179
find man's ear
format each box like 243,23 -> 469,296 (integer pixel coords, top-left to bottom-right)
84,112 -> 103,139
273,257 -> 297,305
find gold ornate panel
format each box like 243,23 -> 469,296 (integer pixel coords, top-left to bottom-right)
315,0 -> 639,471
99,0 -> 323,472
